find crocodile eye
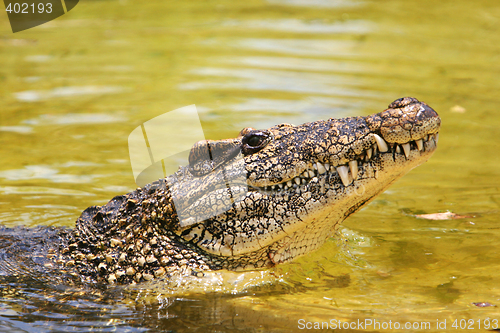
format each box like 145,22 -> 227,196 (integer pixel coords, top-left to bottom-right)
247,135 -> 265,147
242,130 -> 271,155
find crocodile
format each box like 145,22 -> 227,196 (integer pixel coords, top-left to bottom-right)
10,97 -> 440,286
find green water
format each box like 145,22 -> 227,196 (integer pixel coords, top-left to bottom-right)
1,0 -> 500,331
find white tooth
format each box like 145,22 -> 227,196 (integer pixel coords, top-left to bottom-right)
366,147 -> 372,159
271,185 -> 276,190
302,178 -> 306,184
302,171 -> 308,178
295,177 -> 301,185
435,133 -> 439,143
308,170 -> 315,178
372,143 -> 378,154
179,217 -> 197,229
278,183 -> 283,189
313,163 -> 318,170
287,180 -> 292,187
373,134 -> 389,152
324,163 -> 330,171
336,165 -> 351,187
416,139 -> 423,151
317,162 -> 326,174
349,160 -> 358,180
395,145 -> 401,154
402,143 -> 411,158
424,134 -> 429,141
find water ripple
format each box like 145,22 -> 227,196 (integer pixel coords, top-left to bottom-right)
230,19 -> 375,34
22,113 -> 126,126
267,0 -> 364,8
181,67 -> 376,97
0,166 -> 101,184
237,38 -> 358,57
222,56 -> 370,74
14,86 -> 127,102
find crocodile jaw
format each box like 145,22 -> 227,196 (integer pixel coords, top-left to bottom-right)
178,97 -> 441,269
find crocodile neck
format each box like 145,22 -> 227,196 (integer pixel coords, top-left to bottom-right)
56,97 -> 441,285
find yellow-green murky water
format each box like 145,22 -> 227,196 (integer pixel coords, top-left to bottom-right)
1,0 -> 500,332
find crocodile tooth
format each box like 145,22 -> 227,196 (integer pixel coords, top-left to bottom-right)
435,133 -> 439,143
179,217 -> 197,229
372,143 -> 378,155
373,134 -> 389,152
349,160 -> 358,180
402,143 -> 411,158
416,139 -> 423,151
287,180 -> 292,187
278,183 -> 283,189
313,163 -> 318,170
324,163 -> 330,171
295,177 -> 301,185
316,162 -> 326,174
301,178 -> 306,185
308,170 -> 316,178
271,185 -> 276,190
395,145 -> 401,154
366,147 -> 372,160
302,171 -> 309,178
424,134 -> 429,142
336,165 -> 351,187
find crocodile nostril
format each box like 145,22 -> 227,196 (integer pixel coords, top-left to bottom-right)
388,96 -> 420,109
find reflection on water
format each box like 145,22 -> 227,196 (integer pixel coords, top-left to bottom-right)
226,19 -> 375,34
224,56 -> 371,73
237,38 -> 359,57
182,67 -> 371,97
267,0 -> 364,8
1,0 -> 500,331
14,86 -> 127,102
0,165 -> 100,183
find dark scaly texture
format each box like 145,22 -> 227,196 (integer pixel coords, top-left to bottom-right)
52,97 -> 441,285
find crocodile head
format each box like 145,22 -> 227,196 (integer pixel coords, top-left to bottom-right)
168,97 -> 441,270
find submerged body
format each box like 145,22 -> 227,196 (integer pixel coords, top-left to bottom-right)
3,97 -> 441,286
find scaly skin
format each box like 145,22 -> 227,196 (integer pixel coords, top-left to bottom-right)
53,97 -> 441,285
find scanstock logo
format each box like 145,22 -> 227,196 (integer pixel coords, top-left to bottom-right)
3,0 -> 79,32
128,105 -> 249,227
